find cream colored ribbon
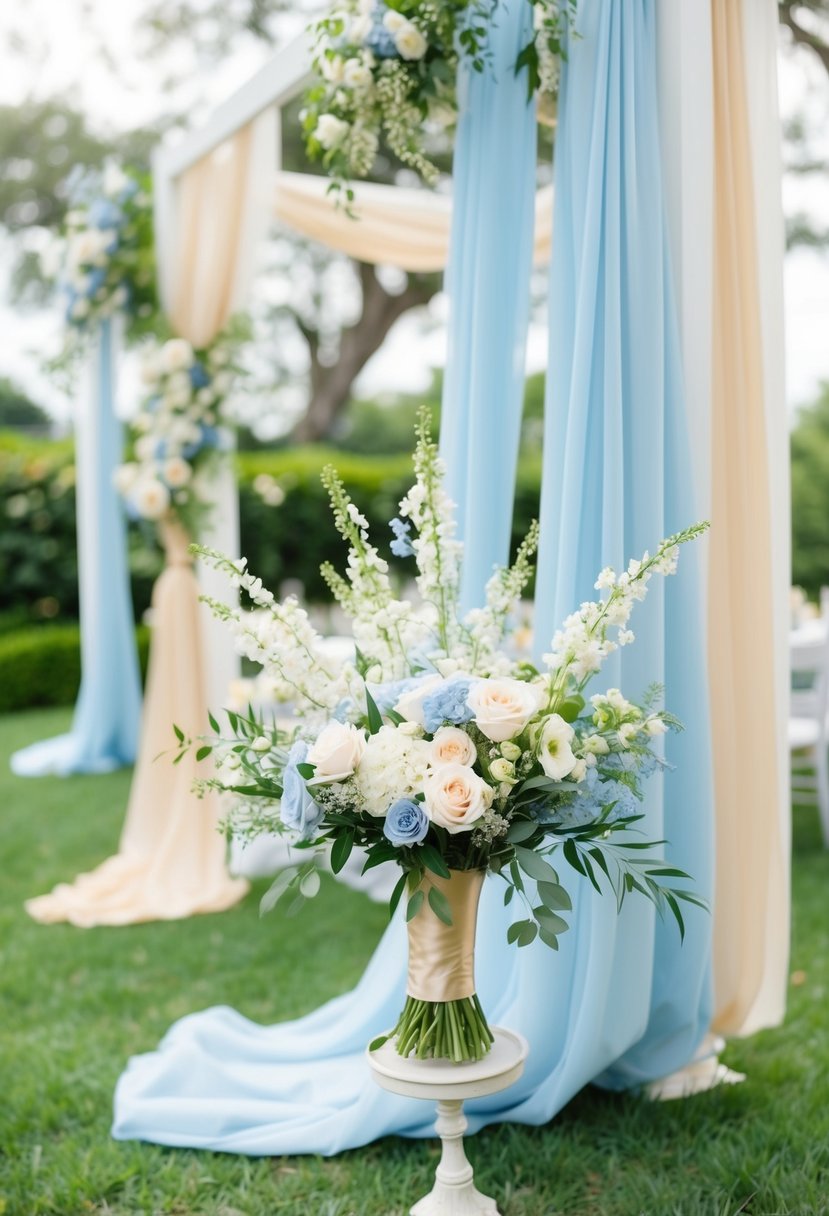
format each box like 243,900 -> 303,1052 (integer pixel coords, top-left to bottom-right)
406,869 -> 484,1002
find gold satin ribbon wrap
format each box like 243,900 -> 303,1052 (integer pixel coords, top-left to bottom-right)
406,869 -> 485,1003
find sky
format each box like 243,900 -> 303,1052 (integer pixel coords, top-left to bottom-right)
0,1 -> 827,428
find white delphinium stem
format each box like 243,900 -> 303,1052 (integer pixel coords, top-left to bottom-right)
464,520 -> 540,672
542,523 -> 709,707
399,410 -> 464,657
195,545 -> 349,712
320,466 -> 427,679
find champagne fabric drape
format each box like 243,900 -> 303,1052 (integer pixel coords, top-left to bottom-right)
26,523 -> 247,926
707,0 -> 789,1038
11,320 -> 142,778
25,119 -> 278,924
273,170 -> 553,271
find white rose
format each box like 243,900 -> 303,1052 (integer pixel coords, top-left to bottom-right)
537,714 -> 577,780
645,716 -> 668,736
113,462 -> 139,495
139,351 -> 161,384
395,674 -> 443,726
315,113 -> 350,150
382,9 -> 407,32
132,477 -> 170,521
103,164 -> 130,197
570,758 -> 588,782
424,764 -> 493,834
430,726 -> 476,768
467,678 -> 542,743
161,338 -> 193,373
307,721 -> 366,784
320,54 -> 345,83
349,14 -> 371,41
393,22 -> 427,60
618,722 -> 638,748
343,59 -> 372,88
583,733 -> 610,755
134,435 -> 156,461
163,457 -> 192,488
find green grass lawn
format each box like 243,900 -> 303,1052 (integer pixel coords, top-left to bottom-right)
1,708 -> 828,1216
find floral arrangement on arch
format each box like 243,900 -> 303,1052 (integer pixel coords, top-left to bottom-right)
114,333 -> 241,536
303,0 -> 577,199
41,163 -> 157,339
182,412 -> 708,1063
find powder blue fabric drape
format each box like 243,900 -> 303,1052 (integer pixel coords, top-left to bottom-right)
533,0 -> 714,1086
12,320 -> 142,777
439,2 -> 536,610
112,0 -> 713,1155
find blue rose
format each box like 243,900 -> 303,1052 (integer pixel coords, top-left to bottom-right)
188,362 -> 211,390
383,798 -> 430,847
422,678 -> 475,733
280,741 -> 324,839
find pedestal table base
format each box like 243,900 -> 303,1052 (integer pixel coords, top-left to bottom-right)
368,1026 -> 528,1216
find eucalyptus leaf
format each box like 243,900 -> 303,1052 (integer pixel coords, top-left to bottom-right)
514,846 -> 558,884
428,884 -> 453,926
537,880 -> 572,911
406,890 -> 424,922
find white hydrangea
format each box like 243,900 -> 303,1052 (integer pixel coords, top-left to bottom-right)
356,725 -> 431,816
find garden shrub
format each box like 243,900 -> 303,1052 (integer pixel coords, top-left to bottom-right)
0,623 -> 150,713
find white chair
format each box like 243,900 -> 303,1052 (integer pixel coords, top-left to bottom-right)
789,636 -> 829,846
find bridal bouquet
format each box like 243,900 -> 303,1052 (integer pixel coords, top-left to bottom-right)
186,413 -> 707,1062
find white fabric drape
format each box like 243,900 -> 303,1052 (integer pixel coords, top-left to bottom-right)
653,0 -> 788,1053
736,0 -> 790,1036
273,170 -> 553,270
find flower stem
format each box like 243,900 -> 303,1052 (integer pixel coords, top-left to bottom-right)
390,994 -> 493,1063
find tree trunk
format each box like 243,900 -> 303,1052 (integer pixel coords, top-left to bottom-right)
291,262 -> 436,444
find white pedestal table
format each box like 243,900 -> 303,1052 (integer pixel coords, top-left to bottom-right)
367,1027 -> 528,1216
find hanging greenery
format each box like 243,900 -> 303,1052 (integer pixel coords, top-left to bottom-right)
302,0 -> 577,201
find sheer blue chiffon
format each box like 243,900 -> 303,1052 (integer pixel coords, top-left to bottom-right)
12,321 -> 142,777
439,0 -> 536,610
112,0 -> 713,1154
533,0 -> 714,1087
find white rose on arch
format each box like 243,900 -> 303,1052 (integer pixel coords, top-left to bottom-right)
315,113 -> 350,150
536,714 -> 578,781
307,721 -> 367,784
160,338 -> 194,374
394,21 -> 427,60
467,677 -> 543,743
424,764 -> 493,834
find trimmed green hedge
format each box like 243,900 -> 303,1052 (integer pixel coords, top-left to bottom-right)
0,430 -> 542,622
237,447 -> 542,602
0,624 -> 150,714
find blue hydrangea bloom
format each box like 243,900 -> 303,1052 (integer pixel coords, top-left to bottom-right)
367,677 -> 420,716
364,7 -> 398,58
88,198 -> 124,230
188,362 -> 211,390
383,798 -> 429,847
85,268 -> 107,298
389,517 -> 415,558
422,678 -> 475,733
280,741 -> 324,839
